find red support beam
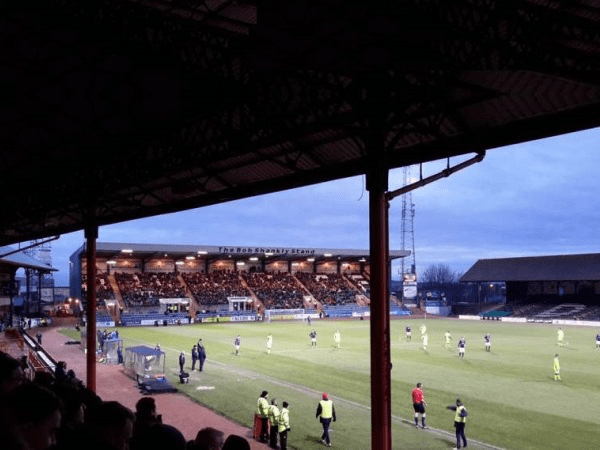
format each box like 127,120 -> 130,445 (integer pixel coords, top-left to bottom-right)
366,127 -> 392,449
85,225 -> 98,392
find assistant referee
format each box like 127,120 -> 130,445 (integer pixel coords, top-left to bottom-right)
411,382 -> 428,429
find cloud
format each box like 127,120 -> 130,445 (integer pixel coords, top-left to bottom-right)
44,126 -> 600,286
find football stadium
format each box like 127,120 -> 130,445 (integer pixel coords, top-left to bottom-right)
2,1 -> 600,450
2,242 -> 600,449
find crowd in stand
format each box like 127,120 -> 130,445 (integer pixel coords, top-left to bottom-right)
0,350 -> 251,450
114,272 -> 186,308
92,269 -> 361,313
82,272 -> 115,302
182,271 -> 248,307
241,272 -> 303,309
295,273 -> 357,306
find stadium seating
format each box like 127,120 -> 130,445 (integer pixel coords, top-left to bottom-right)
294,273 -> 358,306
82,272 -> 115,301
114,272 -> 186,308
242,272 -> 303,309
181,271 -> 248,306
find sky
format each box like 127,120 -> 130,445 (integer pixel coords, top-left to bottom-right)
34,126 -> 600,286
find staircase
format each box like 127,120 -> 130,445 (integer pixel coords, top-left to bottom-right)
238,274 -> 263,313
107,274 -> 126,324
178,274 -> 198,318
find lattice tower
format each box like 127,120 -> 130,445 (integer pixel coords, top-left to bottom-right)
400,167 -> 416,279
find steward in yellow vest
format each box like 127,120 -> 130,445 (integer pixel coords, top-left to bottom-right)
268,399 -> 280,448
256,390 -> 269,442
447,398 -> 468,449
278,401 -> 290,450
316,392 -> 336,446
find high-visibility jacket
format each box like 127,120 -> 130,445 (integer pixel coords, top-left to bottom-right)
454,405 -> 467,424
257,397 -> 269,418
319,400 -> 333,419
268,404 -> 280,426
553,357 -> 560,373
278,407 -> 290,432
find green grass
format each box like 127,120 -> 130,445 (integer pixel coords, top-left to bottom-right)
70,319 -> 600,449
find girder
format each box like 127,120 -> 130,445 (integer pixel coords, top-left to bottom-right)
1,0 -> 600,245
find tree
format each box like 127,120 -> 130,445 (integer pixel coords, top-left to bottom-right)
420,264 -> 459,286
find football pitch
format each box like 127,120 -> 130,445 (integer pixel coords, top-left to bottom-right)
87,318 -> 600,450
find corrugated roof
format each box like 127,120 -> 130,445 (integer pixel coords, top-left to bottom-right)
1,0 -> 600,245
460,253 -> 600,282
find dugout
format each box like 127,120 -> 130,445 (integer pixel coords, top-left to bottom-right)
123,345 -> 165,383
102,338 -> 123,364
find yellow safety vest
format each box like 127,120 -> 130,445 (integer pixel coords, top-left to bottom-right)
454,405 -> 467,423
319,400 -> 333,419
268,405 -> 280,426
278,408 -> 290,432
257,397 -> 269,417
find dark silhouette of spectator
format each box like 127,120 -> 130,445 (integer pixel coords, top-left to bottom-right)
222,434 -> 251,450
0,351 -> 24,398
131,396 -> 161,449
52,383 -> 87,450
84,400 -> 135,450
134,423 -> 187,450
34,370 -> 56,389
1,381 -> 63,450
55,361 -> 68,383
66,369 -> 83,387
193,426 -> 225,450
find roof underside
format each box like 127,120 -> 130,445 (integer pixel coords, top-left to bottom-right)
2,0 -> 600,246
460,253 -> 600,282
0,246 -> 57,272
73,242 -> 409,263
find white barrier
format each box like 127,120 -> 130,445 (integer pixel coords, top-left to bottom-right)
459,315 -> 600,327
552,319 -> 600,327
501,317 -> 527,323
230,315 -> 258,322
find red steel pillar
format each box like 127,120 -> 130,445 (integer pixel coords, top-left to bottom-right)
85,224 -> 98,392
367,129 -> 392,450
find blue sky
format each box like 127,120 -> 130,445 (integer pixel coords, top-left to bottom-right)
40,126 -> 600,286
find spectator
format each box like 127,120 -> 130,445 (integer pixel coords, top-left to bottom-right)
85,401 -> 135,450
52,383 -> 88,450
134,423 -> 186,450
0,351 -> 24,398
193,426 -> 225,450
1,381 -> 63,450
222,435 -> 250,450
55,361 -> 68,383
132,396 -> 161,448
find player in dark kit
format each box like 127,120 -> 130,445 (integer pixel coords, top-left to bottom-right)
405,326 -> 412,341
484,333 -> 491,352
309,329 -> 317,347
458,337 -> 466,359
